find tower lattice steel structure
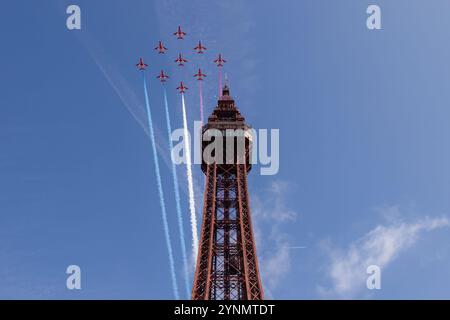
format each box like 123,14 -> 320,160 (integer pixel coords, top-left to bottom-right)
192,85 -> 264,300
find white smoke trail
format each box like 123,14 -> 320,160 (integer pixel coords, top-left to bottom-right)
142,73 -> 179,299
163,88 -> 190,298
181,93 -> 199,261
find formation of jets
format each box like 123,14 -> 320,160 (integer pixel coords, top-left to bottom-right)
154,41 -> 167,54
136,26 -> 227,93
194,41 -> 207,54
157,70 -> 169,82
194,69 -> 206,81
136,58 -> 148,70
176,82 -> 188,94
173,26 -> 187,39
214,54 -> 226,67
175,53 -> 188,67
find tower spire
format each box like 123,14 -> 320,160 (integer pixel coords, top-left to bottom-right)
192,82 -> 263,300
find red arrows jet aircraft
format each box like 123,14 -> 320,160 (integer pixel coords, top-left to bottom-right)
175,53 -> 188,66
214,54 -> 226,67
194,41 -> 207,53
176,82 -> 188,94
157,70 -> 169,82
154,41 -> 168,54
136,58 -> 148,70
173,26 -> 186,39
194,69 -> 207,81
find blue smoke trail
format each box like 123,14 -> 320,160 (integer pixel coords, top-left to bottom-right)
163,87 -> 190,298
142,72 -> 179,300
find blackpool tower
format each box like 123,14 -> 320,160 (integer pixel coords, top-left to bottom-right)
192,85 -> 264,300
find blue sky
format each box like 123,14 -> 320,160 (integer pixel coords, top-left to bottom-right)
1,0 -> 450,299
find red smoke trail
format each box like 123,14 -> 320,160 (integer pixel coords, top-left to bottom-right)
199,81 -> 204,124
218,67 -> 222,98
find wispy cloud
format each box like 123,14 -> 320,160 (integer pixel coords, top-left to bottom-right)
319,207 -> 449,299
253,181 -> 300,298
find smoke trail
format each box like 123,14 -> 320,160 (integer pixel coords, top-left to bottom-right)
199,81 -> 204,124
218,67 -> 223,97
142,73 -> 179,300
181,94 -> 199,260
163,87 -> 190,298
